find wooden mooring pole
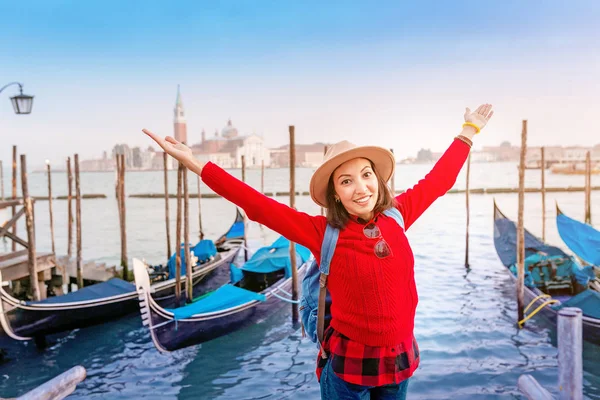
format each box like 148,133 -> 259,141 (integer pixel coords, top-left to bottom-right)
518,307 -> 582,400
118,154 -> 128,279
197,175 -> 204,241
0,160 -> 4,200
241,155 -> 246,182
175,162 -> 183,305
261,159 -> 265,194
184,166 -> 192,302
465,153 -> 471,269
116,155 -> 121,269
585,151 -> 592,224
12,145 -> 17,252
46,160 -> 56,255
75,154 -> 83,288
241,155 -> 248,261
163,152 -> 172,260
20,154 -> 41,301
15,365 -> 87,400
289,125 -> 299,323
558,308 -> 583,400
541,147 -> 546,242
516,120 -> 527,324
67,157 -> 73,259
321,145 -> 328,216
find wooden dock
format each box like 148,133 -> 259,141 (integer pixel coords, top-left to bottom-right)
56,255 -> 117,283
0,250 -> 56,282
1,198 -> 58,300
1,196 -> 117,302
0,250 -> 56,299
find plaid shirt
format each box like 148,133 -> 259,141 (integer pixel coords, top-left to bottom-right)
316,326 -> 420,387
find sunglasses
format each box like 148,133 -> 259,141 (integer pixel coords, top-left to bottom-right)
363,222 -> 393,259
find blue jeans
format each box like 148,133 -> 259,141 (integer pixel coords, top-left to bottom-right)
320,358 -> 410,400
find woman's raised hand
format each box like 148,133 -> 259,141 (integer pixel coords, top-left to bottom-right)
142,129 -> 195,168
464,104 -> 494,131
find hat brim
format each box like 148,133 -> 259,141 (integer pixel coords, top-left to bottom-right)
309,146 -> 395,208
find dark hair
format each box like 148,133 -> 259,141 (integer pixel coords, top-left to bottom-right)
325,159 -> 397,229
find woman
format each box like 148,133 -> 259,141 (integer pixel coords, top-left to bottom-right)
143,104 -> 494,399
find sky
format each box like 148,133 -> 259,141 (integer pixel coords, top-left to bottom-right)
1,0 -> 599,169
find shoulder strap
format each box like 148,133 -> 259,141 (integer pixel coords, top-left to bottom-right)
317,223 -> 339,349
319,224 -> 339,274
383,207 -> 405,230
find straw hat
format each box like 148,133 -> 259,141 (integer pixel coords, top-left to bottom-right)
309,141 -> 395,208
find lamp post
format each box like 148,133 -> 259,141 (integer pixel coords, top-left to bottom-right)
0,82 -> 34,114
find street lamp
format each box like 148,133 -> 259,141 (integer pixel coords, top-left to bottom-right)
0,82 -> 34,114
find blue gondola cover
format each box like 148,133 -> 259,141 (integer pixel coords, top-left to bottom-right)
168,240 -> 217,278
494,216 -> 566,267
166,284 -> 266,319
30,278 -> 135,304
240,236 -> 311,278
225,221 -> 245,240
557,212 -> 600,266
553,289 -> 600,319
193,240 -> 217,262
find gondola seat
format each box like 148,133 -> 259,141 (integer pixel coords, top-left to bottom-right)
524,253 -> 574,295
164,284 -> 266,319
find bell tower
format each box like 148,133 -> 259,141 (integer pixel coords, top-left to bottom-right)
173,85 -> 187,144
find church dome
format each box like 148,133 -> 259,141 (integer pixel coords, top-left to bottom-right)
221,119 -> 238,139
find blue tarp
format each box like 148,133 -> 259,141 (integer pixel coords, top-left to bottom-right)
166,284 -> 266,319
168,240 -> 217,278
557,211 -> 600,266
193,240 -> 217,262
494,212 -> 567,267
30,278 -> 135,304
230,263 -> 244,284
225,221 -> 245,240
573,265 -> 597,287
553,289 -> 600,319
240,236 -> 311,278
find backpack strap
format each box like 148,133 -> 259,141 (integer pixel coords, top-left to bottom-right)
317,224 -> 339,352
383,207 -> 405,230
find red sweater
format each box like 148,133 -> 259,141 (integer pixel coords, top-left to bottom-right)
201,138 -> 470,347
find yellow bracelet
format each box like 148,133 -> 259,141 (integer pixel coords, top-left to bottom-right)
462,122 -> 481,134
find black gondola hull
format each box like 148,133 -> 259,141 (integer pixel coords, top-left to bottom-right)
2,247 -> 240,339
148,265 -> 307,352
7,298 -> 139,338
493,201 -> 600,344
507,273 -> 600,344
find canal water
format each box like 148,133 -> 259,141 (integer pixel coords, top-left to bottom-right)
0,162 -> 598,399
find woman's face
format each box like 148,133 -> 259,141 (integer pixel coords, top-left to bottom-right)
332,157 -> 379,221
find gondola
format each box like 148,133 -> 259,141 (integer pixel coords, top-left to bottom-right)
556,204 -> 600,268
493,201 -> 600,344
133,236 -> 311,352
0,209 -> 246,343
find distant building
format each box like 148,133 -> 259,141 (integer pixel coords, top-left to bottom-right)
79,157 -> 113,172
526,145 -> 600,165
416,149 -> 433,163
469,151 -> 496,162
149,148 -> 175,170
112,144 -> 133,167
190,119 -> 270,168
270,143 -> 328,168
481,141 -> 520,162
593,144 -> 600,160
